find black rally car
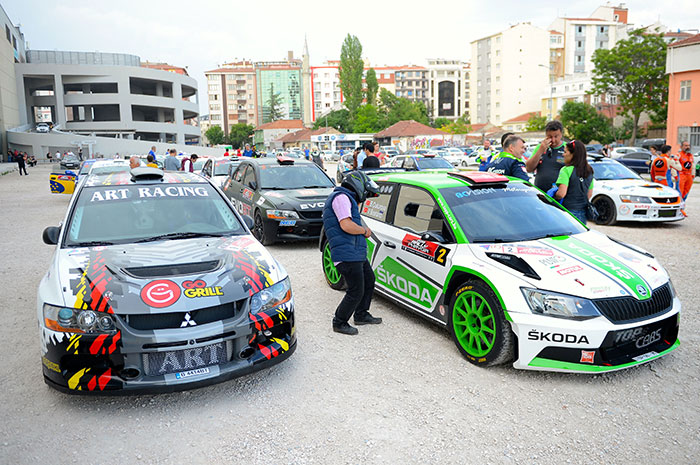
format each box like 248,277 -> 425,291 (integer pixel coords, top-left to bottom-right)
222,156 -> 336,245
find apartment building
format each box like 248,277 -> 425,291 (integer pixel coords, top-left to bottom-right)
470,23 -> 549,126
666,34 -> 700,151
0,3 -> 25,154
204,61 -> 257,137
255,54 -> 303,126
394,66 -> 429,108
311,62 -> 342,121
426,59 -> 470,121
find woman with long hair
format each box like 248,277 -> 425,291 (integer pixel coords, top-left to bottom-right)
554,140 -> 594,224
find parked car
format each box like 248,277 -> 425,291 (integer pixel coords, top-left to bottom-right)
386,153 -> 454,171
36,122 -> 51,133
610,147 -> 650,159
615,151 -> 652,175
200,157 -> 239,189
640,138 -> 665,152
59,155 -> 80,170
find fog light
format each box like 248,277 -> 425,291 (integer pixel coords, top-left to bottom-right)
77,310 -> 97,330
98,315 -> 115,331
263,330 -> 272,337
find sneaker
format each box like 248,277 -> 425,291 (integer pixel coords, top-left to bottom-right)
333,322 -> 359,335
354,313 -> 383,325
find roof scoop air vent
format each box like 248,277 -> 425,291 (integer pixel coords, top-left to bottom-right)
123,260 -> 221,278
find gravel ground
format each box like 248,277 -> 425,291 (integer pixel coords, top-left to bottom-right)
0,163 -> 698,465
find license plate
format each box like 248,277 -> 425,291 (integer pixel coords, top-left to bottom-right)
144,342 -> 226,376
175,367 -> 210,379
632,351 -> 658,362
279,220 -> 297,226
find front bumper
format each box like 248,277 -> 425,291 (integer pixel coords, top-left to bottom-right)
263,216 -> 323,242
510,302 -> 680,373
617,202 -> 684,222
40,301 -> 295,394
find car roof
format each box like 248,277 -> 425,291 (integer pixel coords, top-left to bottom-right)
370,170 -> 526,189
84,169 -> 207,186
241,157 -> 317,166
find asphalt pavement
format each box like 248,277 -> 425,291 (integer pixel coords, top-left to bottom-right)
0,164 -> 698,464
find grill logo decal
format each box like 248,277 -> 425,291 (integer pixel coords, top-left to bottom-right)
180,313 -> 196,327
141,280 -> 181,308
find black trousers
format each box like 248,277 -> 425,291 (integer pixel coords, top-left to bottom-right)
333,259 -> 375,325
18,164 -> 27,175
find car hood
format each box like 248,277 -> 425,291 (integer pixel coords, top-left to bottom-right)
470,230 -> 668,300
261,187 -> 334,211
55,236 -> 285,315
595,179 -> 679,197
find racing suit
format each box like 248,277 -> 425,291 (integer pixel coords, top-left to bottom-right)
650,156 -> 669,186
678,150 -> 694,200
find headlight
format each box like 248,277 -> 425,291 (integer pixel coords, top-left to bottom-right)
668,279 -> 677,298
619,195 -> 651,204
250,277 -> 292,314
43,304 -> 117,333
267,210 -> 299,220
521,288 -> 600,320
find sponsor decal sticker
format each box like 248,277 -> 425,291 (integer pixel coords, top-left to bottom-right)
619,205 -> 630,215
175,367 -> 211,379
242,188 -> 254,201
580,350 -> 595,364
401,234 -> 449,266
182,280 -> 224,298
141,280 -> 181,308
632,351 -> 659,362
375,257 -> 439,309
527,330 -> 590,345
590,286 -> 611,294
42,356 -> 61,373
256,197 -> 266,206
180,312 -> 196,327
300,202 -> 324,209
90,186 -> 210,202
539,255 -> 567,268
480,244 -> 554,256
557,265 -> 583,276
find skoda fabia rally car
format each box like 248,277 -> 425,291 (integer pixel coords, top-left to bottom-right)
38,168 -> 295,393
589,156 -> 684,225
320,171 -> 680,373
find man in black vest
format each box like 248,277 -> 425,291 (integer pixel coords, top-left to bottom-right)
525,120 -> 566,191
322,171 -> 381,335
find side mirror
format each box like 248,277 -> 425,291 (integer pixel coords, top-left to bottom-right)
421,232 -> 445,243
43,226 -> 60,245
242,215 -> 254,229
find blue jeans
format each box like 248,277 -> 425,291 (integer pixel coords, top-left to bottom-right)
570,209 -> 587,225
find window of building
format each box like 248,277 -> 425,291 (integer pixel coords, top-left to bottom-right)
228,94 -> 234,100
397,91 -> 402,97
210,104 -> 220,111
496,76 -> 500,82
313,73 -> 318,78
680,80 -> 692,101
496,63 -> 500,69
609,95 -> 617,104
325,93 -> 330,98
565,85 -> 569,92
211,114 -> 221,121
228,104 -> 235,111
247,84 -> 252,90
577,40 -> 583,48
579,84 -> 584,90
577,26 -> 583,34
4,25 -> 9,43
208,84 -> 220,91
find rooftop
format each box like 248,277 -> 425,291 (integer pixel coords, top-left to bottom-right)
255,120 -> 305,131
668,33 -> 700,48
374,120 -> 446,138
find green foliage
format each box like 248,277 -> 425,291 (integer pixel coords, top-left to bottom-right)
440,115 -> 471,134
525,114 -> 547,132
354,105 -> 383,133
205,125 -> 225,146
559,101 -> 613,144
266,83 -> 283,122
228,123 -> 255,148
339,34 -> 364,115
381,91 -> 430,127
590,28 -> 668,144
378,88 -> 398,110
432,117 -> 451,129
365,68 -> 378,106
312,109 -> 353,133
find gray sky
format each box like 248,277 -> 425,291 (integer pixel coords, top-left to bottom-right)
5,0 -> 698,114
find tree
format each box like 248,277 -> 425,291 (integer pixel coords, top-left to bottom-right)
267,83 -> 283,122
376,89 -> 429,127
312,109 -> 353,133
559,101 -> 612,144
432,117 -> 451,129
440,115 -> 471,134
354,105 -> 382,133
590,28 -> 668,145
525,114 -> 547,132
614,117 -> 635,142
205,125 -> 225,146
365,68 -> 378,106
228,123 -> 255,148
339,34 -> 364,115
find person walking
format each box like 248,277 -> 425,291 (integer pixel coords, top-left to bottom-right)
356,142 -> 375,168
677,141 -> 694,202
164,149 -> 180,171
17,151 -> 28,175
485,135 -> 529,181
526,120 -> 566,192
553,140 -> 594,225
181,154 -> 198,173
311,150 -> 325,170
322,171 -> 382,335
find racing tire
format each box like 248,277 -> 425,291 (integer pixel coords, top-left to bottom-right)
592,195 -> 616,225
448,280 -> 513,367
253,210 -> 274,246
321,241 -> 346,290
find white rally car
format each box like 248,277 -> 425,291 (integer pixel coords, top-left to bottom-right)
320,171 -> 680,373
589,157 -> 684,225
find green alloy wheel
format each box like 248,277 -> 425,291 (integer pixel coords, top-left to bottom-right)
449,280 -> 513,366
322,242 -> 346,290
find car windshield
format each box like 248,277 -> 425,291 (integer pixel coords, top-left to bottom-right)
592,162 -> 640,180
260,165 -> 334,189
79,163 -> 93,175
440,184 -> 586,243
91,164 -> 130,175
417,157 -> 453,170
214,161 -> 232,176
65,183 -> 244,246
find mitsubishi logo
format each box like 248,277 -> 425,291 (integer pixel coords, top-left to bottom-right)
180,312 -> 197,327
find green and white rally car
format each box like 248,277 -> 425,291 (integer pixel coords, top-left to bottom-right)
320,171 -> 680,373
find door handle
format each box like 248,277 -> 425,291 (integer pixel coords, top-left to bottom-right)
383,241 -> 396,249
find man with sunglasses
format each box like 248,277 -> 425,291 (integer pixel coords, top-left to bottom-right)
525,120 -> 566,191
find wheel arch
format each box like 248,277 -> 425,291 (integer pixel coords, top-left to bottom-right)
444,266 -> 512,322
